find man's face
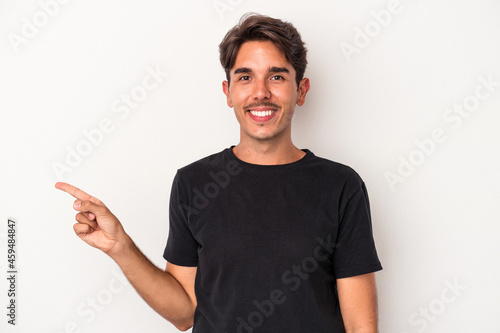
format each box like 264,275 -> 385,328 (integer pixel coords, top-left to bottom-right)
222,40 -> 310,143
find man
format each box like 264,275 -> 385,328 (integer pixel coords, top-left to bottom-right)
56,13 -> 382,332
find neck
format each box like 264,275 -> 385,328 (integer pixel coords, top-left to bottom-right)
232,138 -> 305,165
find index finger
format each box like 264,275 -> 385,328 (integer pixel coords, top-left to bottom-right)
55,182 -> 94,201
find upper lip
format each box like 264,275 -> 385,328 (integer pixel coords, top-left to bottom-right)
245,103 -> 280,112
248,107 -> 276,112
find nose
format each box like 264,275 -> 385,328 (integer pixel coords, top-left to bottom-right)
252,78 -> 271,100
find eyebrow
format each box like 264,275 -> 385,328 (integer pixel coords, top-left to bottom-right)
233,66 -> 290,75
269,66 -> 289,74
234,67 -> 252,74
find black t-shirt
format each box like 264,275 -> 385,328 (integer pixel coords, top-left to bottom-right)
164,147 -> 382,332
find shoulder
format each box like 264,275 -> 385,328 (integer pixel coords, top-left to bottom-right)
178,148 -> 229,172
306,152 -> 364,190
174,147 -> 238,184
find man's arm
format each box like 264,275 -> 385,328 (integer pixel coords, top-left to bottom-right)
55,182 -> 196,331
337,272 -> 378,333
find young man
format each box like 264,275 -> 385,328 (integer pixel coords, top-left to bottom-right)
56,14 -> 382,332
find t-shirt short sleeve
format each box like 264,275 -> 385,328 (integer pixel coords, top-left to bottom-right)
163,172 -> 199,266
333,181 -> 382,279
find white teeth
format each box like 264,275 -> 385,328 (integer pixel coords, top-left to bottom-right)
250,110 -> 274,117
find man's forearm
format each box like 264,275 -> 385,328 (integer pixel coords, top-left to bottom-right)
110,235 -> 195,330
345,322 -> 378,333
338,273 -> 379,333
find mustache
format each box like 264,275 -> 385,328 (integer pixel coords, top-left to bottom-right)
243,102 -> 281,110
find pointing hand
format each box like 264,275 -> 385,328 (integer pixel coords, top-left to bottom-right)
55,182 -> 127,255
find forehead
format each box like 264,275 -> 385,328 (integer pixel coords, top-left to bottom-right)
232,40 -> 292,72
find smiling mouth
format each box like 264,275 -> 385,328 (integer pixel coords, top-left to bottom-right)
249,110 -> 276,117
246,108 -> 278,122
245,102 -> 281,120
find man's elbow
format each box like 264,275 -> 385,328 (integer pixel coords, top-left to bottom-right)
171,316 -> 194,331
176,324 -> 193,332
172,322 -> 193,331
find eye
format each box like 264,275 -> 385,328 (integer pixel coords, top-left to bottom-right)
238,75 -> 251,81
271,75 -> 285,81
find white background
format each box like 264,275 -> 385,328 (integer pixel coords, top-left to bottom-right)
1,0 -> 499,332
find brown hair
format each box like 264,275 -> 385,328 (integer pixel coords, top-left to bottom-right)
219,13 -> 307,89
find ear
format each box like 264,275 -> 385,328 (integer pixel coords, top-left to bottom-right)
222,80 -> 233,108
296,78 -> 310,106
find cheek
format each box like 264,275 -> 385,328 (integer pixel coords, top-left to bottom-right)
274,88 -> 296,103
230,91 -> 247,107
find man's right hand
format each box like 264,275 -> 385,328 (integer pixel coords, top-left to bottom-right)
55,182 -> 128,256
55,182 -> 197,330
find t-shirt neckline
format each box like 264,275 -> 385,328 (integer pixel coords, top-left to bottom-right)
226,145 -> 313,170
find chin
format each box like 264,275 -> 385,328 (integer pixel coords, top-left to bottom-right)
249,131 -> 282,142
